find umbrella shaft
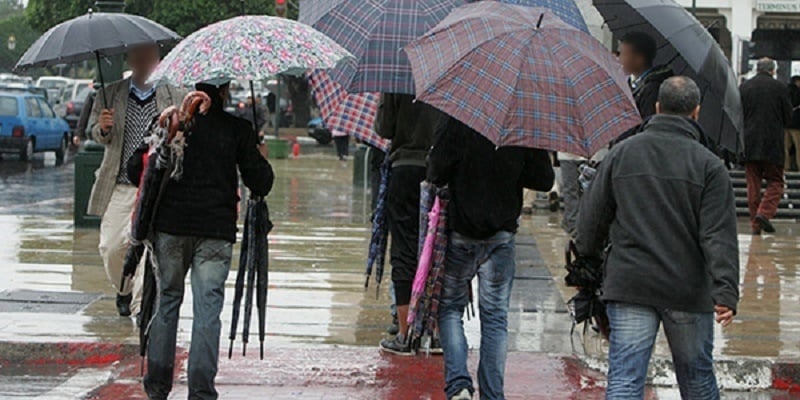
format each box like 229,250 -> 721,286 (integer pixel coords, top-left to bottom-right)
95,51 -> 109,108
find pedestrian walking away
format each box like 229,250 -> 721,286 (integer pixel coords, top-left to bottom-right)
376,93 -> 442,356
785,76 -> 800,171
87,44 -> 184,318
428,116 -> 554,400
576,76 -> 740,400
740,58 -> 793,235
618,32 -> 674,120
141,81 -> 274,400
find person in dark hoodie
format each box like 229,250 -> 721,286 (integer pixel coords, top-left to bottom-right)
428,117 -> 554,400
619,31 -> 674,119
375,93 -> 442,355
143,80 -> 274,400
577,77 -> 739,399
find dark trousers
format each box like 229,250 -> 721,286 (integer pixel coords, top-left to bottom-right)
745,161 -> 784,230
334,136 -> 349,159
387,165 -> 426,306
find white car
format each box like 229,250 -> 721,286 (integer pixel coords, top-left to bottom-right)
36,77 -> 73,103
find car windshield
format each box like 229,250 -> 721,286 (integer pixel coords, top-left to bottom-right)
75,83 -> 91,98
38,80 -> 66,89
75,87 -> 92,102
0,96 -> 17,116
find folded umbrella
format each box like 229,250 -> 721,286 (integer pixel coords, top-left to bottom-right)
405,2 -> 641,156
365,157 -> 392,295
407,183 -> 440,331
308,70 -> 388,151
15,10 -> 180,107
592,0 -> 743,155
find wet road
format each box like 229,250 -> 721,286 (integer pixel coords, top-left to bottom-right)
1,152 -> 799,399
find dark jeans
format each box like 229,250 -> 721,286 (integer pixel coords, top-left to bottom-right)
334,135 -> 349,159
387,165 -> 426,306
439,231 -> 515,400
606,302 -> 718,400
745,161 -> 784,230
144,233 -> 232,400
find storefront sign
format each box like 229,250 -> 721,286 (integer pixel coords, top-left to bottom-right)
757,0 -> 800,13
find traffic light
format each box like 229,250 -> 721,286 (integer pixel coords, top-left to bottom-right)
275,0 -> 286,17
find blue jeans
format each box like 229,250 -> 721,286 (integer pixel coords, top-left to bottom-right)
438,231 -> 515,400
144,233 -> 232,400
606,302 -> 719,400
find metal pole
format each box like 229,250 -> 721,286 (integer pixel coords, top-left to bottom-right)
274,76 -> 281,138
691,0 -> 696,16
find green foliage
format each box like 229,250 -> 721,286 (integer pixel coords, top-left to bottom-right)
151,0 -> 277,37
0,13 -> 42,72
25,0 -> 87,33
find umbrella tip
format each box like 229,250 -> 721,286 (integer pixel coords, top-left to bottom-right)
243,344 -> 247,357
536,13 -> 544,29
228,341 -> 234,359
260,342 -> 265,360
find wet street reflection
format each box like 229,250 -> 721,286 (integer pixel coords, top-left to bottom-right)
0,155 -> 571,356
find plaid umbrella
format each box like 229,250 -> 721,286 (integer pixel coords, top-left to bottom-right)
365,157 -> 392,295
408,182 -> 450,345
405,2 -> 641,157
308,70 -> 389,151
300,0 -> 588,94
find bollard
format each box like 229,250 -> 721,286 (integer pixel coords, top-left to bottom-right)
74,140 -> 104,228
292,140 -> 300,158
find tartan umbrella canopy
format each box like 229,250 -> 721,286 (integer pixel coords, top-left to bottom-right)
405,2 -> 641,157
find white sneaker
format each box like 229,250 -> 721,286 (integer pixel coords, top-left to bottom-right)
450,388 -> 472,400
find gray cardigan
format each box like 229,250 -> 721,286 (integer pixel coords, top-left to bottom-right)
87,79 -> 184,217
576,114 -> 740,314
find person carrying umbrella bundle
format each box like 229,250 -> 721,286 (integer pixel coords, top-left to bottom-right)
428,116 -> 554,400
138,80 -> 274,400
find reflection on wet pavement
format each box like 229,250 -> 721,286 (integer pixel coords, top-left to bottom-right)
529,206 -> 800,360
0,156 -> 573,355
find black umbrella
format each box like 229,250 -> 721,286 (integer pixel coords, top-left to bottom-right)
228,196 -> 273,360
594,0 -> 743,155
15,10 -> 180,107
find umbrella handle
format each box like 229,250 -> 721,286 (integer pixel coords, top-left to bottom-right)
94,51 -> 108,108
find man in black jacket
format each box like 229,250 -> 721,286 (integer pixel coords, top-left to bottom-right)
375,93 -> 442,355
428,117 -> 553,400
577,77 -> 739,399
619,31 -> 674,119
741,58 -> 793,235
143,81 -> 274,400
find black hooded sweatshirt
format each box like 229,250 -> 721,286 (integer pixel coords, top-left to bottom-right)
153,85 -> 274,243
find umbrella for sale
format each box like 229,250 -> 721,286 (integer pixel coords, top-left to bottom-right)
407,183 -> 450,348
228,197 -> 273,359
15,10 -> 180,107
405,2 -> 641,157
308,70 -> 388,151
592,0 -> 743,155
365,157 -> 392,296
300,0 -> 587,94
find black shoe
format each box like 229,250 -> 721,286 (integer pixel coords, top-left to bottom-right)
379,335 -> 414,356
755,215 -> 776,233
548,192 -> 560,212
429,337 -> 444,355
116,293 -> 132,317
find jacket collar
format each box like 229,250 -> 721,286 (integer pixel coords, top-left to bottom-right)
644,114 -> 704,142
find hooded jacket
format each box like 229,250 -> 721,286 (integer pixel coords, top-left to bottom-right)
577,114 -> 739,314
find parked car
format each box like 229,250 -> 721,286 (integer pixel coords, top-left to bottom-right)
0,83 -> 50,103
36,76 -> 72,103
308,117 -> 332,145
53,79 -> 93,131
0,91 -> 71,162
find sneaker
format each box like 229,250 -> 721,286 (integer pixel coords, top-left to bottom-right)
116,293 -> 132,317
379,335 -> 414,356
428,337 -> 444,355
755,215 -> 776,233
451,388 -> 472,400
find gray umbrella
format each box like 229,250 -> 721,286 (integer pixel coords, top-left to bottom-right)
594,0 -> 743,156
15,10 -> 180,106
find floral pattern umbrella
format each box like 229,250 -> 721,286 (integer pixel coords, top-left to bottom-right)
148,15 -> 353,87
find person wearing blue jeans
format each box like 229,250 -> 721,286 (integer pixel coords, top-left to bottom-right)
576,77 -> 739,400
140,81 -> 274,399
428,116 -> 554,400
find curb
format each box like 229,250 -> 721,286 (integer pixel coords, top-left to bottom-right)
577,351 -> 800,392
0,341 -> 138,367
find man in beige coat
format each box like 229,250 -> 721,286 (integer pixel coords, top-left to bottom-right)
88,44 -> 184,317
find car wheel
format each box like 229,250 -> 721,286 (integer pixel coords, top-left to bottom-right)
55,135 -> 67,164
19,138 -> 33,162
